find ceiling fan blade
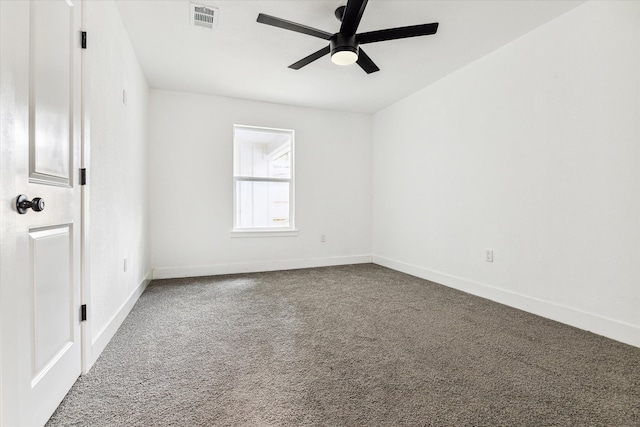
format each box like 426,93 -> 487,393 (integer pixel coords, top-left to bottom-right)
288,46 -> 331,70
358,22 -> 439,44
356,48 -> 379,74
257,13 -> 333,40
340,0 -> 369,35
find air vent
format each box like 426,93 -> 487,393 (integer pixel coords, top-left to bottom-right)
190,3 -> 218,30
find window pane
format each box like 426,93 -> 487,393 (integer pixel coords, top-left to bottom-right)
236,181 -> 290,228
234,132 -> 291,179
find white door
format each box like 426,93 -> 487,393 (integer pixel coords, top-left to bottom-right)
0,1 -> 83,426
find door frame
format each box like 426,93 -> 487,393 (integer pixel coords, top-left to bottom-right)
79,0 -> 92,375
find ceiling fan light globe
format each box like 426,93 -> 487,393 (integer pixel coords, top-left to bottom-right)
331,50 -> 358,66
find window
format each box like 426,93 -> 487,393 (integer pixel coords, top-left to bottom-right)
233,125 -> 295,233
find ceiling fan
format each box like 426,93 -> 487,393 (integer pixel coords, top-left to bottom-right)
256,0 -> 439,74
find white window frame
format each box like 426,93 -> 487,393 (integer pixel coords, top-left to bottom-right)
231,125 -> 297,237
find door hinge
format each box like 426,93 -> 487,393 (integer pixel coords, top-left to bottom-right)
81,304 -> 87,322
80,168 -> 87,185
81,31 -> 87,49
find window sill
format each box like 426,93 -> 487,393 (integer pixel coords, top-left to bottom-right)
230,229 -> 299,238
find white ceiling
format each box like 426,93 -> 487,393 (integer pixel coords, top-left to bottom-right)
115,0 -> 585,114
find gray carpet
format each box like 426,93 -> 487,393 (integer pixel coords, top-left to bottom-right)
47,264 -> 640,426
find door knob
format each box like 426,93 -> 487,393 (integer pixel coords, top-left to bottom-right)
16,195 -> 45,214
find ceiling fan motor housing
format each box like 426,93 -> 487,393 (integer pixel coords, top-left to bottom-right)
330,33 -> 358,59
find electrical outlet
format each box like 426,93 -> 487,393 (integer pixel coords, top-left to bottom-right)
124,257 -> 128,272
486,250 -> 494,263
321,234 -> 326,243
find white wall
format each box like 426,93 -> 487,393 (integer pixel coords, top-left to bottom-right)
372,1 -> 640,347
85,0 -> 151,367
149,90 -> 372,278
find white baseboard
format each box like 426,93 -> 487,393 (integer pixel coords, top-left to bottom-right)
87,271 -> 152,370
152,255 -> 373,280
372,255 -> 640,348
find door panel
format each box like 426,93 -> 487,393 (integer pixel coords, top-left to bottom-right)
30,226 -> 73,381
0,0 -> 83,426
30,0 -> 73,186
